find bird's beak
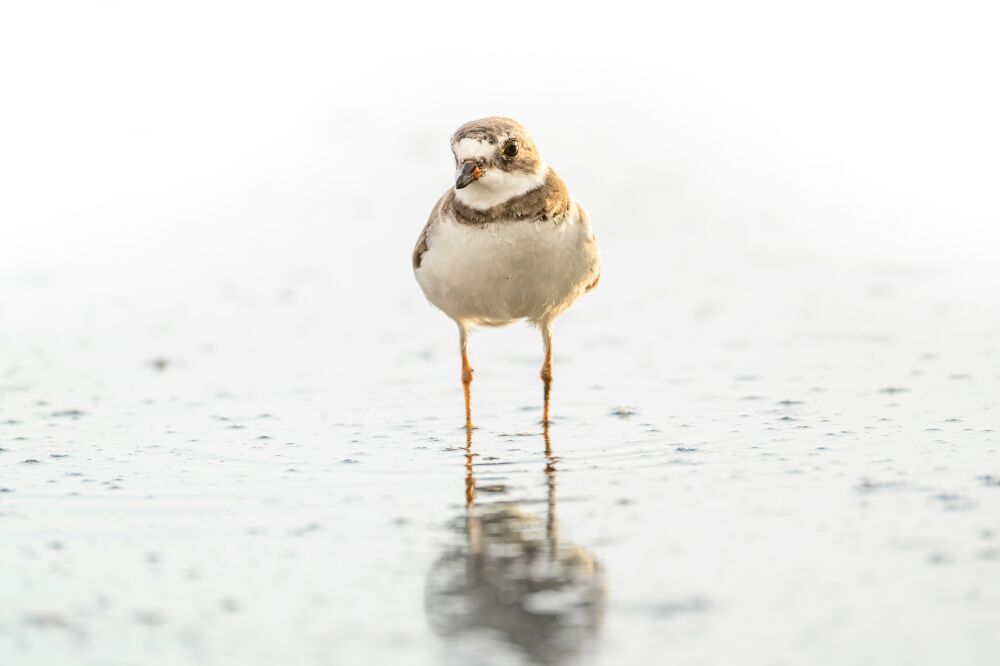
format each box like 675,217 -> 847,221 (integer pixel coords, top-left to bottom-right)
455,160 -> 483,189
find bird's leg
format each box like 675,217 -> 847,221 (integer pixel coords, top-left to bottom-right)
540,323 -> 554,425
459,326 -> 474,428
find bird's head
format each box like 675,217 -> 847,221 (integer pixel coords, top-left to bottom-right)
450,117 -> 549,210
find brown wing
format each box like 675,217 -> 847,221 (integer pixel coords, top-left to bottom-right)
412,221 -> 430,269
576,202 -> 600,292
413,195 -> 446,270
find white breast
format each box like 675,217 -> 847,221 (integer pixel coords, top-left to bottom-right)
415,201 -> 600,328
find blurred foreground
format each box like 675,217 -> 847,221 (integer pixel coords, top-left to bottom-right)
2,2 -> 1000,664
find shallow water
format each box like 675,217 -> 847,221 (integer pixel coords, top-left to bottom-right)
2,238 -> 999,664
4,4 -> 1000,662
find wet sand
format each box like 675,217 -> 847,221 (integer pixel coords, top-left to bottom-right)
2,229 -> 998,665
3,5 -> 1000,661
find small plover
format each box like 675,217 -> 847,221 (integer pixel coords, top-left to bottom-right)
413,117 -> 601,426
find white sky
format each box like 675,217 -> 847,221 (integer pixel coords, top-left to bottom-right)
1,1 -> 998,284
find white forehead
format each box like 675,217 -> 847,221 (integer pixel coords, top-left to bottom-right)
452,137 -> 502,161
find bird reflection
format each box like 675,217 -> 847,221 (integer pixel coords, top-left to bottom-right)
425,426 -> 607,665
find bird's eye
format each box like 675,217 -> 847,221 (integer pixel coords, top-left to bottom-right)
502,140 -> 519,158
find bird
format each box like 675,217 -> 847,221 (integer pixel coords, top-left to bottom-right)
413,117 -> 601,428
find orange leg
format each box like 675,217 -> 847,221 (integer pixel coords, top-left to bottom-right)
540,324 -> 553,425
460,327 -> 474,428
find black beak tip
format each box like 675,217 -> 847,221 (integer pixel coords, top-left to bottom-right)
455,162 -> 479,190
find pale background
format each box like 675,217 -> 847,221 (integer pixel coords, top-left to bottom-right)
2,2 -> 999,665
